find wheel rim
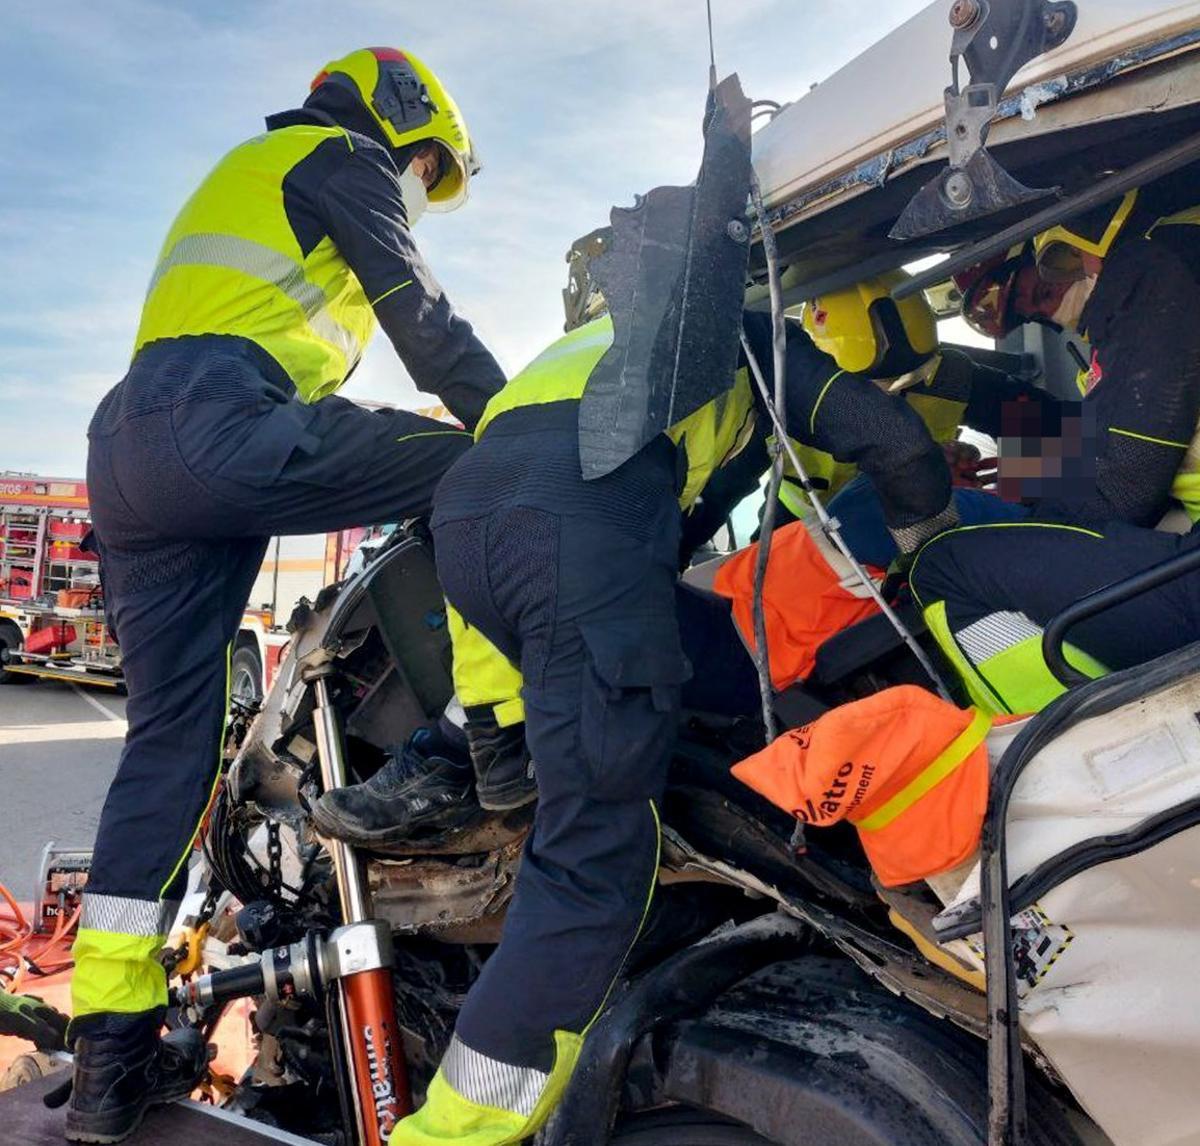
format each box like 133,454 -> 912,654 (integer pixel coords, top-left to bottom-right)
231,661 -> 261,704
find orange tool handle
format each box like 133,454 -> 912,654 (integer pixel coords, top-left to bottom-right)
343,965 -> 411,1144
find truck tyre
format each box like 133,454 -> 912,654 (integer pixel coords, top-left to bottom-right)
612,1109 -> 770,1144
230,643 -> 264,707
652,956 -> 1095,1146
0,622 -> 31,685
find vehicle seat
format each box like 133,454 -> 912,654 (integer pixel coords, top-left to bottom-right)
809,598 -> 926,689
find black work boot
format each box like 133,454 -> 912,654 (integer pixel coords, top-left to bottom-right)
64,1013 -> 208,1143
311,737 -> 478,845
466,718 -> 537,811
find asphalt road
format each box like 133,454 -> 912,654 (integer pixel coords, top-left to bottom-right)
0,681 -> 126,901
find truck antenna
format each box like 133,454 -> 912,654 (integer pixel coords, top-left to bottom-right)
706,0 -> 717,91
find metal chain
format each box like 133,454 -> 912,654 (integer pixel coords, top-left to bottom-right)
266,819 -> 284,894
159,883 -> 223,976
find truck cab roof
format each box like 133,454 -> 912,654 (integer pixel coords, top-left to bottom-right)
750,0 -> 1200,297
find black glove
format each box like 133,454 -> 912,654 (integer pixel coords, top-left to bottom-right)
0,990 -> 69,1051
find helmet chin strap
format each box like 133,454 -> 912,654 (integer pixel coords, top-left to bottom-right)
398,165 -> 428,227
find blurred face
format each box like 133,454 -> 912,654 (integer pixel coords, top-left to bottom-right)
1009,262 -> 1073,323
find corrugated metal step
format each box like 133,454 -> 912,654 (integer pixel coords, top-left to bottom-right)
2,1070 -> 318,1145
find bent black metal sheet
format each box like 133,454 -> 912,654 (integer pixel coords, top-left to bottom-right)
578,73 -> 752,480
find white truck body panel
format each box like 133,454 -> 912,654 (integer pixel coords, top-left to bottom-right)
938,675 -> 1200,1145
752,0 -> 1200,213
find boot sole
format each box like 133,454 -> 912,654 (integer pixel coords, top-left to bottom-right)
64,1079 -> 198,1143
477,783 -> 538,812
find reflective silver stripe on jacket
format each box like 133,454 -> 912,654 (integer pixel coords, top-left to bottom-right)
146,232 -> 362,364
441,1034 -> 548,1118
80,893 -> 177,938
956,609 -> 1043,665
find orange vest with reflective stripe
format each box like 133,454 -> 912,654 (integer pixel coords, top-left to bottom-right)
732,685 -> 992,887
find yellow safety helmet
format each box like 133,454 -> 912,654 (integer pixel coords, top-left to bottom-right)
312,47 -> 480,212
1033,191 -> 1139,281
802,270 -> 938,378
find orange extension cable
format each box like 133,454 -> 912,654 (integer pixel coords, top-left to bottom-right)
0,881 -> 79,995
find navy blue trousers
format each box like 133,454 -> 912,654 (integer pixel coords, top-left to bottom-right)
431,415 -> 690,1072
85,341 -> 471,909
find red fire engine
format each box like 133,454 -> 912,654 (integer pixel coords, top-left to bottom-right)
0,473 -> 368,694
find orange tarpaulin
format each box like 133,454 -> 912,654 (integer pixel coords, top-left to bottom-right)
711,520 -> 884,689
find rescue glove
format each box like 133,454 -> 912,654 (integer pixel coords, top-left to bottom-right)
0,990 -> 69,1051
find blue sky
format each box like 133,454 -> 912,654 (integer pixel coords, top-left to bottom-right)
0,1 -> 929,477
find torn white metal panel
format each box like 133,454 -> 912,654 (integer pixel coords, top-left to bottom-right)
752,0 -> 1200,216
936,672 -> 1200,1145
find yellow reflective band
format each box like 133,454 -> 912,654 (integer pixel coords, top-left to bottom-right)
447,603 -> 526,726
809,370 -> 846,436
145,232 -> 361,360
855,708 -> 992,833
974,634 -> 1106,715
394,430 -> 472,445
922,600 -> 1008,715
71,929 -> 167,1018
778,477 -> 809,519
1110,426 -> 1190,450
372,279 -> 414,306
392,1030 -> 584,1146
1173,471 -> 1200,522
492,697 -> 526,729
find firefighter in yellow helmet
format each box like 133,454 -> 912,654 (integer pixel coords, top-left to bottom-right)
681,271 -> 1043,569
914,183 -> 1200,717
68,48 -> 502,1142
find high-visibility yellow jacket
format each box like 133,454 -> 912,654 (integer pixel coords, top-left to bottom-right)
133,98 -> 503,426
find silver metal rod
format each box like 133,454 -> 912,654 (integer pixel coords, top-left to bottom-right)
739,335 -> 953,701
312,676 -> 370,924
748,168 -> 788,743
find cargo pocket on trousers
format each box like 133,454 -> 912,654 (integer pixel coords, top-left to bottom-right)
578,618 -> 692,802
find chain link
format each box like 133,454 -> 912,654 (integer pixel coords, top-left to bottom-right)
266,819 -> 284,893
